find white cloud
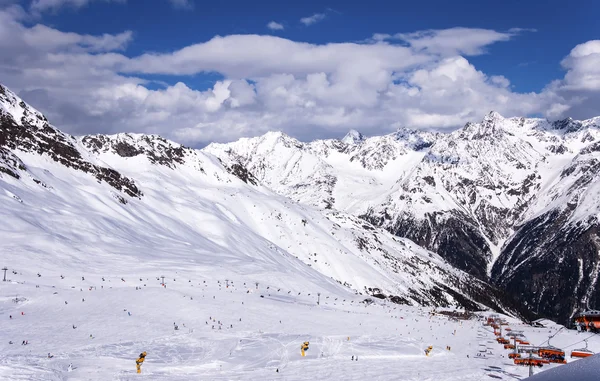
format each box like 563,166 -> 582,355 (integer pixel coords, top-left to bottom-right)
541,40 -> 600,120
300,13 -> 325,26
559,40 -> 600,91
0,8 -> 598,147
267,21 -> 284,31
29,0 -> 189,13
377,27 -> 523,56
168,0 -> 193,10
121,34 -> 431,79
30,0 -> 124,13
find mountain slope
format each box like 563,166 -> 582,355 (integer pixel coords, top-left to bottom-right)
205,111 -> 600,324
0,83 -> 513,314
491,140 -> 600,323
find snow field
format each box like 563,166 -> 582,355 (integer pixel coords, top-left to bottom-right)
3,263 -> 600,380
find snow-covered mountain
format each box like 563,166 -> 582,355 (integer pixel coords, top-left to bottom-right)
205,110 -> 600,324
0,83 -> 517,315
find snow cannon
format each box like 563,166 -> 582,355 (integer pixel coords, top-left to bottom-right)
136,351 -> 147,374
301,342 -> 310,357
425,345 -> 433,356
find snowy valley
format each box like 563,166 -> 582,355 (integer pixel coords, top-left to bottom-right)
1,82 -> 600,380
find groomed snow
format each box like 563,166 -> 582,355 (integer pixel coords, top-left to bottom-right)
2,269 -> 600,380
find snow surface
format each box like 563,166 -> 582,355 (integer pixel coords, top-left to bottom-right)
2,85 -> 600,380
2,271 -> 600,380
523,354 -> 600,381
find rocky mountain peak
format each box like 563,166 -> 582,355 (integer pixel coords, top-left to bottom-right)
483,110 -> 504,122
80,133 -> 192,169
0,84 -> 48,130
341,129 -> 365,145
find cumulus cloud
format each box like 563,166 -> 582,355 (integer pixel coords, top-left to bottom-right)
300,13 -> 325,26
0,8 -> 597,147
267,21 -> 284,31
542,40 -> 600,119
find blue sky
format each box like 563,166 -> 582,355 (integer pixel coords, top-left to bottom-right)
1,0 -> 599,145
34,0 -> 597,92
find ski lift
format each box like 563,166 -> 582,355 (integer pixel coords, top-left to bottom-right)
570,339 -> 594,358
538,346 -> 566,364
514,357 -> 547,367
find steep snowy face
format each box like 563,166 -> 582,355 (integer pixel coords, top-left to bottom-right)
207,110 -> 600,323
0,85 -> 143,199
491,141 -> 600,324
342,128 -> 437,171
0,84 -> 48,129
0,83 -> 517,314
362,112 -> 548,278
341,129 -> 365,145
204,128 -> 438,211
205,132 -> 338,208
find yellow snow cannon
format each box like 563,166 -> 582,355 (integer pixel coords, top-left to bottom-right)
136,351 -> 147,373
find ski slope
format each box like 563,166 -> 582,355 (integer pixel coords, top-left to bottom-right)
2,270 -> 600,380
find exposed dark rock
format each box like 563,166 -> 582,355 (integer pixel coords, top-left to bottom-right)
1,110 -> 142,199
81,134 -> 190,169
362,209 -> 491,280
0,147 -> 25,179
226,163 -> 258,185
492,210 -> 600,325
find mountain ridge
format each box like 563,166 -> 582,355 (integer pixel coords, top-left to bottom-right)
206,109 -> 600,324
0,83 -> 524,317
